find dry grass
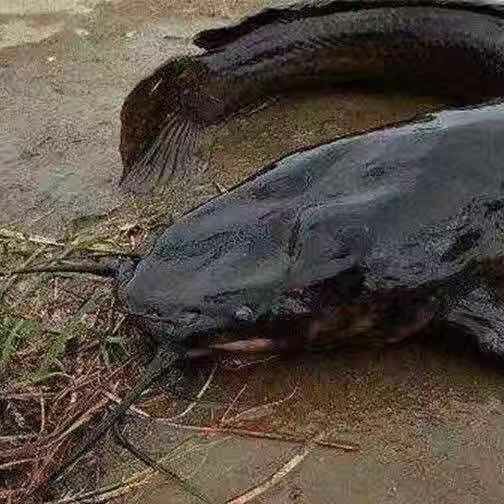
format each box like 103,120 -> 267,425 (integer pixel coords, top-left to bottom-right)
0,197 -> 173,503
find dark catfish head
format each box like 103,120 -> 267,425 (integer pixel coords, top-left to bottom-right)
117,150 -> 373,350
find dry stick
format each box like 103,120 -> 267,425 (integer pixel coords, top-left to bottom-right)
240,98 -> 278,117
111,315 -> 125,335
49,480 -> 147,504
220,384 -> 248,424
50,370 -> 104,406
0,457 -> 36,470
226,446 -> 310,504
49,395 -> 110,446
167,363 -> 218,421
212,180 -> 228,194
227,354 -> 279,370
1,391 -> 55,400
53,277 -> 59,301
0,228 -> 127,256
39,393 -> 46,435
102,391 -> 150,418
224,386 -> 298,425
156,420 -> 359,452
0,433 -> 38,443
0,228 -> 62,247
44,477 -> 150,504
226,429 -> 338,504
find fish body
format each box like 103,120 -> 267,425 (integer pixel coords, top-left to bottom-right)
122,101 -> 504,356
120,0 -> 504,189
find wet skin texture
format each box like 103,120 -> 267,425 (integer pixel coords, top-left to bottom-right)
122,102 -> 504,358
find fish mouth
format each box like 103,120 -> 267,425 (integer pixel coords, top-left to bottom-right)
183,296 -> 438,360
185,337 -> 282,359
183,316 -> 305,359
133,287 -> 440,360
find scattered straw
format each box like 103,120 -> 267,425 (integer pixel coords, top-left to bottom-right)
226,448 -> 309,504
0,196 -> 360,504
167,363 -> 218,421
0,198 -> 176,503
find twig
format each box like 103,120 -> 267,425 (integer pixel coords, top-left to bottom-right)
51,371 -> 103,405
0,457 -> 36,470
111,315 -> 125,335
0,228 -> 62,247
0,391 -> 54,400
0,433 -> 38,443
212,181 -> 228,194
0,227 -> 127,256
226,429 -> 336,504
102,391 -> 150,418
156,420 -> 359,451
220,384 -> 247,424
226,447 -> 309,504
45,477 -> 148,504
53,277 -> 59,301
240,97 -> 278,117
39,392 -> 46,435
167,364 -> 217,421
224,355 -> 279,370
224,386 -> 298,424
49,395 -> 110,446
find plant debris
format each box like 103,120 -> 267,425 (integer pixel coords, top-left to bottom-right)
0,199 -> 172,503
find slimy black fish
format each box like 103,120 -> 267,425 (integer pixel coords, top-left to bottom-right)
119,0 -> 504,190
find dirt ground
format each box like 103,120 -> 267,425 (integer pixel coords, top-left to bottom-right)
2,1 -> 504,503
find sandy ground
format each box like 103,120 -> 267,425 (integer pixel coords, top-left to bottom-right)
3,1 -> 504,503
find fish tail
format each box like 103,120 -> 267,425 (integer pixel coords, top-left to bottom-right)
119,57 -> 210,193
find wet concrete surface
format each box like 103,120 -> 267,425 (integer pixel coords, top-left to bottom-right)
3,1 -> 504,503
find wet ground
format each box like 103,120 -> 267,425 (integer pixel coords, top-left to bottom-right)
3,1 -> 504,503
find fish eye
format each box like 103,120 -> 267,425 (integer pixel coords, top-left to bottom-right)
234,305 -> 254,321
